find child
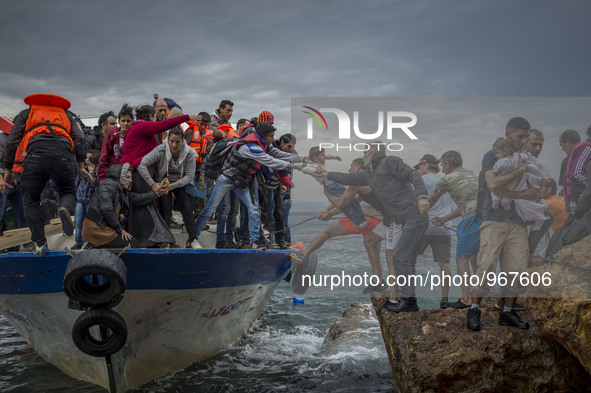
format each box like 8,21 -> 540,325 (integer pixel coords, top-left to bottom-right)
299,147 -> 369,228
73,150 -> 100,248
491,138 -> 550,230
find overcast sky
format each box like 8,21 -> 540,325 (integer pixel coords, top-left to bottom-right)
1,0 -> 590,204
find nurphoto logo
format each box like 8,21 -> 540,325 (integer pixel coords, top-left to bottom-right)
295,99 -> 419,152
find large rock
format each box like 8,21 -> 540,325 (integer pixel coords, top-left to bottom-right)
323,302 -> 375,344
372,298 -> 590,393
526,235 -> 591,375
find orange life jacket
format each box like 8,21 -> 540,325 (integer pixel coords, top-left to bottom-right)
21,94 -> 73,153
217,124 -> 237,139
185,121 -> 208,163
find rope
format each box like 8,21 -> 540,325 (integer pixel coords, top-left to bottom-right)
535,249 -> 591,271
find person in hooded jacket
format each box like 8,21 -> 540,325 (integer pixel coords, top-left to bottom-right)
137,127 -> 198,248
82,163 -> 157,249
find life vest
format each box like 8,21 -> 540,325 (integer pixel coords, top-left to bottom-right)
217,124 -> 237,139
564,141 -> 591,201
185,121 -> 208,163
21,94 -> 73,153
224,133 -> 269,178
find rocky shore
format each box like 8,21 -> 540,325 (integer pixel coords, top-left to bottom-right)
363,235 -> 591,393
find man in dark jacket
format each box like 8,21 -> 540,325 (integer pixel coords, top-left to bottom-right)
3,94 -> 91,254
322,143 -> 430,312
85,111 -> 116,151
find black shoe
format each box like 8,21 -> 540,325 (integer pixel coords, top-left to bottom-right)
58,207 -> 74,236
382,297 -> 418,313
275,241 -> 289,250
225,242 -> 239,249
71,244 -> 83,250
450,299 -> 470,309
215,241 -> 227,249
363,279 -> 387,294
440,299 -> 450,309
250,241 -> 267,250
499,310 -> 529,329
467,307 -> 481,331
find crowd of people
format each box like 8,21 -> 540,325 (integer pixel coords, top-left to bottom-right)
292,117 -> 591,332
1,94 -> 591,332
0,94 -> 305,254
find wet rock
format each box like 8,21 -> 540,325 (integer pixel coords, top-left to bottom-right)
526,235 -> 591,375
323,302 -> 375,344
372,297 -> 591,393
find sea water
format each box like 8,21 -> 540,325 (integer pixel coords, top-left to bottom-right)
0,211 -> 517,392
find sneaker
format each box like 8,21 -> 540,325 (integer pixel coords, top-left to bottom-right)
33,243 -> 48,255
71,244 -> 83,250
186,239 -> 202,249
440,299 -> 450,309
160,243 -> 171,249
250,241 -> 267,250
450,299 -> 470,309
363,279 -> 387,294
215,241 -> 227,249
499,310 -> 529,329
382,297 -> 418,313
225,242 -> 239,249
495,298 -> 526,311
58,207 -> 74,236
289,251 -> 306,264
467,307 -> 481,331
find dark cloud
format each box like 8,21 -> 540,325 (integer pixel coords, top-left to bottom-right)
1,0 -> 589,201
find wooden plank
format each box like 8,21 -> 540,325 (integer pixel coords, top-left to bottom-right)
0,217 -> 72,250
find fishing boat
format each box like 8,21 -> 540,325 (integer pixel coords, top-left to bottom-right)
0,231 -> 293,392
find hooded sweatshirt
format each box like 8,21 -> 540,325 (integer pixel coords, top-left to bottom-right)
137,140 -> 196,189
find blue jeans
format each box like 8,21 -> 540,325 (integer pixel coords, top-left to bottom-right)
283,198 -> 292,244
392,213 -> 429,298
215,192 -> 240,244
75,201 -> 90,245
325,182 -> 366,226
195,174 -> 261,244
216,193 -> 231,244
0,184 -> 27,229
225,192 -> 239,243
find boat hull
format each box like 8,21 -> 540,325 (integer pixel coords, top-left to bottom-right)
0,249 -> 292,392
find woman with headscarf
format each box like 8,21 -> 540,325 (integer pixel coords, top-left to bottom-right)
82,163 -> 156,249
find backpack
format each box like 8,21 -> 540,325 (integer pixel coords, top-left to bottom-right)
545,215 -> 590,258
203,138 -> 243,180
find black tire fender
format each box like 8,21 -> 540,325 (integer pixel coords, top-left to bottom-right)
72,309 -> 128,357
63,249 -> 127,308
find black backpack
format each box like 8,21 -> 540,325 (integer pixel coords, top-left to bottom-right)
203,138 -> 243,180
